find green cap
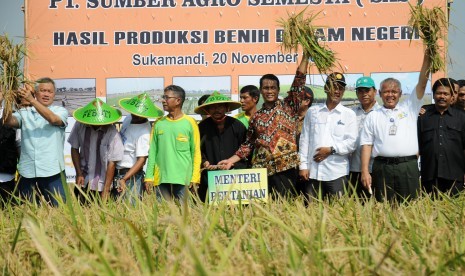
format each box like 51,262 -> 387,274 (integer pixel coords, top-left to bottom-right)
119,92 -> 164,118
356,77 -> 376,89
73,98 -> 122,125
194,91 -> 241,115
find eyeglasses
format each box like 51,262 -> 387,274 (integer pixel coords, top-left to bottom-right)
160,95 -> 179,101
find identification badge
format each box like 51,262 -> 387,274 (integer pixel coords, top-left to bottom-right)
389,125 -> 397,135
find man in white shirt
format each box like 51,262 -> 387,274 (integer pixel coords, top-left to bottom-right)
299,73 -> 357,200
349,76 -> 380,199
360,50 -> 431,202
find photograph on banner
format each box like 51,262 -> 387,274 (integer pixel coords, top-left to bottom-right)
239,73 -> 361,106
173,76 -> 231,117
208,168 -> 268,205
371,72 -> 433,105
106,77 -> 164,115
53,78 -> 96,114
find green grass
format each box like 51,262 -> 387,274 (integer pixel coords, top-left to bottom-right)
1,188 -> 465,274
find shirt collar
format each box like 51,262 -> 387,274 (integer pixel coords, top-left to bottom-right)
357,102 -> 380,113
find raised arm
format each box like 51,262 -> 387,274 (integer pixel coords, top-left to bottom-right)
415,49 -> 432,100
18,85 -> 65,126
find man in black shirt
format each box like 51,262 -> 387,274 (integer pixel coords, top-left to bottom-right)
194,92 -> 247,202
418,78 -> 465,197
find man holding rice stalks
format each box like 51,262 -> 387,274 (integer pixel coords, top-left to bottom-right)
299,73 -> 357,201
360,50 -> 431,203
0,91 -> 20,207
1,78 -> 68,206
218,53 -> 310,198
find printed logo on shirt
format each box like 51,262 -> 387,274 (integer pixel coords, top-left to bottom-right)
157,130 -> 164,135
176,134 -> 189,142
337,120 -> 345,125
397,112 -> 408,120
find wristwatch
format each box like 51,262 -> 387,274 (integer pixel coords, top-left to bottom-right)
330,146 -> 336,155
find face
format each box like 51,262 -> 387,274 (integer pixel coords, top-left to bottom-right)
325,82 -> 345,104
456,86 -> 465,109
205,103 -> 227,121
35,83 -> 56,107
240,92 -> 258,112
260,79 -> 279,104
379,82 -> 402,109
160,90 -> 180,112
356,87 -> 377,108
433,85 -> 453,110
451,83 -> 459,104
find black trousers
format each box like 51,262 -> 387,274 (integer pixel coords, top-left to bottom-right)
422,178 -> 464,197
0,179 -> 17,208
372,159 -> 420,203
304,176 -> 348,201
267,168 -> 297,199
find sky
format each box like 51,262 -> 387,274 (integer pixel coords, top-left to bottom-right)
1,0 -> 464,79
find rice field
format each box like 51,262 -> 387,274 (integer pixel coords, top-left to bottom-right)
1,187 -> 465,275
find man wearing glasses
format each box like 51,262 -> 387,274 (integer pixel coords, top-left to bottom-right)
144,85 -> 201,201
360,50 -> 431,202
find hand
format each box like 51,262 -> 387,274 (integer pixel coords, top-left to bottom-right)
117,178 -> 126,193
361,171 -> 372,194
189,182 -> 199,195
419,107 -> 426,116
313,147 -> 331,163
76,174 -> 85,187
299,169 -> 309,181
17,86 -> 35,103
144,181 -> 153,194
217,159 -> 234,170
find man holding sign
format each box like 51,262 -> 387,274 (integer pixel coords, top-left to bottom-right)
195,92 -> 247,202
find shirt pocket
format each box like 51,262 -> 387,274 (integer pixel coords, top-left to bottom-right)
446,122 -> 462,143
420,126 -> 435,143
175,136 -> 190,152
333,124 -> 345,137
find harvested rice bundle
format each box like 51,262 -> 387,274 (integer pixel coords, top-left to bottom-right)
408,4 -> 448,73
0,34 -> 26,123
278,8 -> 338,74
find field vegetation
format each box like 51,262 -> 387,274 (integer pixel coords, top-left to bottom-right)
1,188 -> 465,275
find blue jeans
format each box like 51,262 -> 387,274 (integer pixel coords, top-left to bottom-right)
156,183 -> 187,202
116,169 -> 144,206
18,172 -> 67,207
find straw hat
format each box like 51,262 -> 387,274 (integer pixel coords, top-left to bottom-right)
73,98 -> 122,125
194,91 -> 241,115
118,92 -> 164,118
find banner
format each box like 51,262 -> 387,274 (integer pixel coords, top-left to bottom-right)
208,168 -> 268,204
25,0 -> 445,109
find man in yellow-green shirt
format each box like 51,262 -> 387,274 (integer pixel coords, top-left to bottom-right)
145,85 -> 201,201
234,85 -> 260,129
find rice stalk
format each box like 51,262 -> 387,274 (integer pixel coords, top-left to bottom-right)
277,8 -> 340,74
408,4 -> 448,73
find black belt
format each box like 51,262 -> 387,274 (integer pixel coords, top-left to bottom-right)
375,155 -> 417,165
116,168 -> 130,175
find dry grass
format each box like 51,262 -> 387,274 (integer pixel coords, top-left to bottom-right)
277,8 -> 339,74
0,34 -> 27,122
1,188 -> 465,275
408,4 -> 448,73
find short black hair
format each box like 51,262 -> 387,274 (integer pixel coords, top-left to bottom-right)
164,85 -> 186,106
458,79 -> 465,88
198,94 -> 210,106
259,74 -> 280,90
240,85 -> 260,100
432,78 -> 455,95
